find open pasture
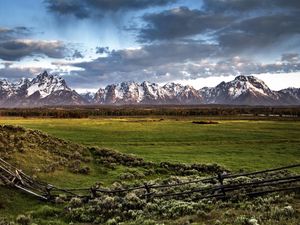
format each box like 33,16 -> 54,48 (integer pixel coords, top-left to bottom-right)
0,117 -> 299,171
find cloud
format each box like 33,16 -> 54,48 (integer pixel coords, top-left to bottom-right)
0,40 -> 68,61
86,0 -> 177,11
0,26 -> 33,41
2,47 -> 300,89
203,0 -> 300,13
72,50 -> 84,59
137,4 -> 300,59
217,14 -> 300,55
75,42 -> 219,72
195,57 -> 300,76
139,7 -> 235,42
63,42 -> 218,86
281,53 -> 299,63
0,26 -> 71,61
0,65 -> 48,80
96,46 -> 110,54
45,0 -> 177,18
44,0 -> 89,19
1,1 -> 300,89
63,42 -> 300,88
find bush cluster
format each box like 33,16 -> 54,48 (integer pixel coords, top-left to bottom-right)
91,147 -> 149,168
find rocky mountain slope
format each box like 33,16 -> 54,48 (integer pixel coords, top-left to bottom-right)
0,72 -> 299,106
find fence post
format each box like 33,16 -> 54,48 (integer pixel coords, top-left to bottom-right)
144,183 -> 151,202
90,184 -> 99,199
217,173 -> 226,196
45,185 -> 53,200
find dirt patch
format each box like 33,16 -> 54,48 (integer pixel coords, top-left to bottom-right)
122,118 -> 164,123
192,121 -> 219,124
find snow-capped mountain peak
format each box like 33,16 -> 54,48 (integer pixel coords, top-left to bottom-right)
200,75 -> 279,104
92,81 -> 203,104
226,75 -> 273,98
0,71 -> 86,107
0,73 -> 299,106
26,71 -> 71,98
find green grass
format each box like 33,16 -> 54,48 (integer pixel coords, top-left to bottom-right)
0,117 -> 299,171
1,116 -> 299,224
0,186 -> 56,219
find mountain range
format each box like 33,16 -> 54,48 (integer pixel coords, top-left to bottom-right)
0,71 -> 299,107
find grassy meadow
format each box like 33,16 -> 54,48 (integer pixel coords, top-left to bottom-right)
0,116 -> 299,224
0,117 -> 299,171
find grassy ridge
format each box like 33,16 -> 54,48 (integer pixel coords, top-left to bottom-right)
0,117 -> 299,171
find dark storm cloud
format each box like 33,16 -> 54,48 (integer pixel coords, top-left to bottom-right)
218,14 -> 300,54
138,3 -> 300,59
203,0 -> 266,12
87,0 -> 177,11
45,0 -> 89,18
139,7 -> 235,42
203,0 -> 300,12
0,40 -> 68,61
45,0 -> 177,18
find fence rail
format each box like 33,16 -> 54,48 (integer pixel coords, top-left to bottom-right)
1,157 -> 299,202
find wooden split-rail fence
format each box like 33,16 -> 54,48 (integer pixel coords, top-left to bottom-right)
0,158 -> 299,202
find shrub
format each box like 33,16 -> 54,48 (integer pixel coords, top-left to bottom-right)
106,218 -> 117,225
283,205 -> 295,217
0,218 -> 16,225
68,160 -> 90,174
55,194 -> 67,204
248,218 -> 259,225
16,215 -> 30,225
69,197 -> 83,208
271,205 -> 295,220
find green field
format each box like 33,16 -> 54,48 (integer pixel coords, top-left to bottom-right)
0,117 -> 299,171
1,116 -> 300,225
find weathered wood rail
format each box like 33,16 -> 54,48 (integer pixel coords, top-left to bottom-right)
1,157 -> 299,202
0,158 -> 51,200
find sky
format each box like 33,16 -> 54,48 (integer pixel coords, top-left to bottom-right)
0,0 -> 300,92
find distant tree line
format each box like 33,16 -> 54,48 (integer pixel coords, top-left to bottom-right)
0,105 -> 299,118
